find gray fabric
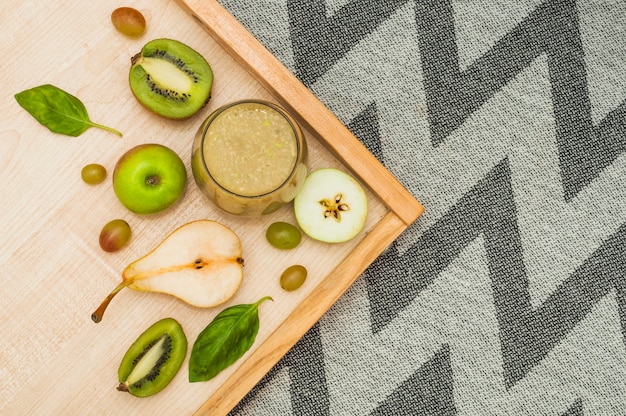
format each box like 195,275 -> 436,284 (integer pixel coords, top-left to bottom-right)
220,0 -> 626,414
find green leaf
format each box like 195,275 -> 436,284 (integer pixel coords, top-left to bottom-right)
189,296 -> 273,382
14,84 -> 122,137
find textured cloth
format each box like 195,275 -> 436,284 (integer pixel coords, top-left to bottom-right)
221,1 -> 626,415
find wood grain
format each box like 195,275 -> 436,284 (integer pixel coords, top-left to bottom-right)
1,1 -> 422,415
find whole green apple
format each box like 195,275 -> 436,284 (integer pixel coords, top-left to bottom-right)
113,143 -> 187,214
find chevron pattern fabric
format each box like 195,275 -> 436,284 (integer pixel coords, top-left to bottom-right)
220,1 -> 626,415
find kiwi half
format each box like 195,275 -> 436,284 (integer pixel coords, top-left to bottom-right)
117,317 -> 187,397
129,38 -> 213,119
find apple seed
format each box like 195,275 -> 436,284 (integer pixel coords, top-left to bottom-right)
320,193 -> 350,221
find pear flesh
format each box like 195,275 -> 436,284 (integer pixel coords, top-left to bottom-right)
92,220 -> 244,323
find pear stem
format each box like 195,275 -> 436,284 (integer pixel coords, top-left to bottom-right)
91,279 -> 132,323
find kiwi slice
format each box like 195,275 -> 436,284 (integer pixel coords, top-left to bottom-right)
129,38 -> 213,119
117,317 -> 187,397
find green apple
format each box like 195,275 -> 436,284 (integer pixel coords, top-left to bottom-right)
294,168 -> 368,243
113,143 -> 187,214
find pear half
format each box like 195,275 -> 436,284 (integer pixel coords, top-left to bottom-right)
92,220 -> 244,323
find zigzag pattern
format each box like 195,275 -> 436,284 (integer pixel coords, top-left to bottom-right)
226,0 -> 626,414
417,0 -> 626,200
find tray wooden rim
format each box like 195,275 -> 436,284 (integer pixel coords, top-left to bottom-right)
173,1 -> 424,414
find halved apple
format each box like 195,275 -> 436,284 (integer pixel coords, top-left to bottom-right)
293,168 -> 368,243
92,220 -> 244,323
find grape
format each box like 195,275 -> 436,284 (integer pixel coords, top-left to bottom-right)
81,163 -> 107,184
265,222 -> 301,249
99,219 -> 132,252
111,7 -> 146,37
280,265 -> 307,291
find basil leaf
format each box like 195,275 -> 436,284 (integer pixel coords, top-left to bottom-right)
14,84 -> 122,137
189,296 -> 273,382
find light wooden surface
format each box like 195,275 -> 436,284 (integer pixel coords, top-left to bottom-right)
0,1 -> 423,415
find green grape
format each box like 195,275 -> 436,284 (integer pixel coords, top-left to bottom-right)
280,265 -> 307,291
81,163 -> 107,184
111,7 -> 146,38
265,222 -> 302,249
99,219 -> 132,252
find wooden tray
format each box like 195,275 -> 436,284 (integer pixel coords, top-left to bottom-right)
0,1 -> 423,415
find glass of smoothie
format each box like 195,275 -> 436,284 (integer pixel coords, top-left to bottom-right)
191,100 -> 308,216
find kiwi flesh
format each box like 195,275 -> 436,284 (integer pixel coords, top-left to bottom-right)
117,317 -> 187,397
129,38 -> 213,119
